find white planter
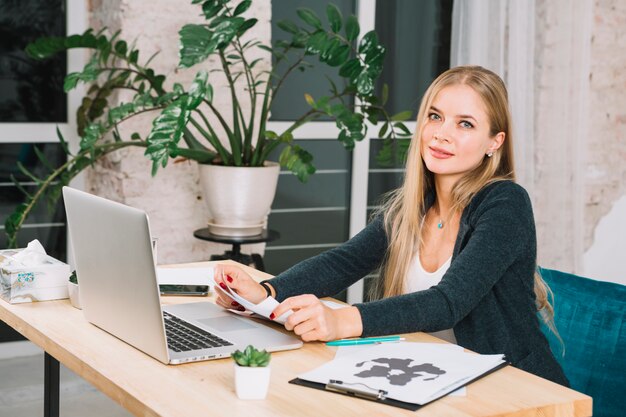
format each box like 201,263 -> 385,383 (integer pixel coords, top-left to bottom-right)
234,364 -> 271,400
67,281 -> 81,309
198,162 -> 280,237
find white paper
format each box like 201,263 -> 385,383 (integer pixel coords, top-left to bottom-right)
334,342 -> 466,396
215,284 -> 293,325
156,267 -> 214,286
299,342 -> 504,405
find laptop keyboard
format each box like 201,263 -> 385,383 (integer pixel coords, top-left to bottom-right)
163,312 -> 233,352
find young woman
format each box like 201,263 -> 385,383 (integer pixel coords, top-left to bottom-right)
213,66 -> 569,386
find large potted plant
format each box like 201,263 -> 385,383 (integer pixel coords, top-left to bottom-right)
4,0 -> 411,244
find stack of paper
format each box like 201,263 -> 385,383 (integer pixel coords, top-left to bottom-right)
296,342 -> 506,406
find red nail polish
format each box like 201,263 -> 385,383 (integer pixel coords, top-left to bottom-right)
226,275 -> 233,283
219,282 -> 227,289
269,313 -> 275,320
231,301 -> 239,307
238,306 -> 245,312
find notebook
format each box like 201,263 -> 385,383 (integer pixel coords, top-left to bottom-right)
63,186 -> 302,365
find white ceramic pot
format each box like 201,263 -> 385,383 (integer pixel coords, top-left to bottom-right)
67,281 -> 81,309
234,364 -> 271,400
198,162 -> 280,237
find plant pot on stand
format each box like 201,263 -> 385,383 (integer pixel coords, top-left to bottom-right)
198,162 -> 280,237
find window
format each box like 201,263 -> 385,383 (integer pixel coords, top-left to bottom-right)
266,1 -> 452,302
0,0 -> 85,342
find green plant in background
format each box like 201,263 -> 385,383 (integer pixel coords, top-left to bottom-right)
231,345 -> 271,367
4,0 -> 412,248
69,270 -> 78,284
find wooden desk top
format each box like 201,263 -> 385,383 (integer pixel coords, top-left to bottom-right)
0,261 -> 592,417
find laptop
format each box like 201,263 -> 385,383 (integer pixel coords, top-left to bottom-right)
62,187 -> 302,365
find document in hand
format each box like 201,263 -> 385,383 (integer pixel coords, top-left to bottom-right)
294,342 -> 506,408
215,283 -> 293,324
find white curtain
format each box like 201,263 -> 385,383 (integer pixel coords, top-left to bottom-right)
450,0 -> 535,193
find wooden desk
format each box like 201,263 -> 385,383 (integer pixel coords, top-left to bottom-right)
0,261 -> 592,417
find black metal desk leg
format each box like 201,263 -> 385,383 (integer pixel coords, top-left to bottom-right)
44,352 -> 60,417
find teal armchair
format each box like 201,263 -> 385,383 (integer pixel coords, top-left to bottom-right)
539,267 -> 626,417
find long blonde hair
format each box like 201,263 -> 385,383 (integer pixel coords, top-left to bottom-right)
371,66 -> 556,332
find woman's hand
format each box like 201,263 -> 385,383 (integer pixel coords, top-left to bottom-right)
213,264 -> 267,311
270,295 -> 363,342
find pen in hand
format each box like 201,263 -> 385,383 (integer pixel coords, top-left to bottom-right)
326,336 -> 405,346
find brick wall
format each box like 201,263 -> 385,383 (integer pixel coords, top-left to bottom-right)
534,0 -> 625,283
86,0 -> 271,264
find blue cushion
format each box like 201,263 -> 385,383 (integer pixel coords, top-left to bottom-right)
539,267 -> 626,417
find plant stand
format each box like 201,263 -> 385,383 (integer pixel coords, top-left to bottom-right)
193,228 -> 279,272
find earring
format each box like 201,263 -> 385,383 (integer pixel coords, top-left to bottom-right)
486,152 -> 493,158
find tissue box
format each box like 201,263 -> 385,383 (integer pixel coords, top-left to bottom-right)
0,249 -> 70,304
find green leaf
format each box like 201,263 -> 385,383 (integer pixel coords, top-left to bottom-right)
278,145 -> 316,182
391,110 -> 413,121
394,121 -> 413,135
326,44 -> 350,67
344,15 -> 360,41
64,73 -> 81,92
186,70 -> 208,110
178,24 -> 218,68
279,131 -> 294,143
296,8 -> 323,30
114,40 -> 127,56
128,49 -> 139,64
358,30 -> 378,55
212,17 -> 245,49
378,122 -> 389,138
320,37 -> 341,64
56,127 -> 71,156
237,18 -> 258,36
63,55 -> 101,92
277,20 -> 298,35
326,4 -> 342,33
316,96 -> 330,113
145,98 -> 191,175
305,31 -> 327,55
339,58 -> 362,79
382,83 -> 389,106
202,1 -> 223,19
233,0 -> 251,16
25,31 -> 99,60
356,71 -> 374,95
80,122 -> 106,151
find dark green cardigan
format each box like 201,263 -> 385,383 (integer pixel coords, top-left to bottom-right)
267,180 -> 569,386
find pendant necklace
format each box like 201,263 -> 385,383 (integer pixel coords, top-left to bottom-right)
433,204 -> 453,230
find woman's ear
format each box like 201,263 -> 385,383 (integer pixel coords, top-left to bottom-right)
489,132 -> 506,153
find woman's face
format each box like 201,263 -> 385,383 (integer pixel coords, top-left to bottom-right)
420,84 -> 504,182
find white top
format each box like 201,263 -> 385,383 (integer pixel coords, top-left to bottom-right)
405,252 -> 457,344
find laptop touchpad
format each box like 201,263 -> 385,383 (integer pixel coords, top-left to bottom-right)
197,316 -> 257,332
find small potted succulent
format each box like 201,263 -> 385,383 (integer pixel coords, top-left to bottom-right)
67,270 -> 81,309
231,345 -> 271,400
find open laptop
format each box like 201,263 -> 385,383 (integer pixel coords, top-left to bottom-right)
62,187 -> 302,365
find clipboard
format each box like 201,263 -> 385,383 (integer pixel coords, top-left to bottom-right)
289,361 -> 509,411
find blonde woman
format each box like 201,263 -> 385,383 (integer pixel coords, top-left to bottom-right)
214,66 -> 569,386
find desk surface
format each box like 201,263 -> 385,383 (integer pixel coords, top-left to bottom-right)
0,261 -> 592,417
